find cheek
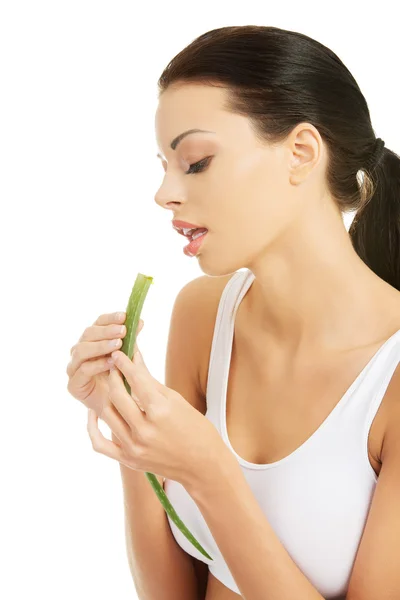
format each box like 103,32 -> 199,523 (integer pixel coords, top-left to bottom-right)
230,152 -> 281,205
231,153 -> 290,220
208,151 -> 290,234
228,181 -> 292,249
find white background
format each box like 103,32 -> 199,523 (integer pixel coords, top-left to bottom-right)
1,1 -> 398,598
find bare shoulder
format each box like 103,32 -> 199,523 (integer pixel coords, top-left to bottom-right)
189,273 -> 238,401
165,273 -> 237,416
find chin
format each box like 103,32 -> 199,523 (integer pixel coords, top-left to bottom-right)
197,253 -> 246,278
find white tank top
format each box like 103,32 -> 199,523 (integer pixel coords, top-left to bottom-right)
164,269 -> 400,599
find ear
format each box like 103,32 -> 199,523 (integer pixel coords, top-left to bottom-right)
288,123 -> 323,182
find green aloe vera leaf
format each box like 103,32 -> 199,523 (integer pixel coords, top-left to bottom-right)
120,273 -> 213,561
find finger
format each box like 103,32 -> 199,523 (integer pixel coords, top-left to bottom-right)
69,318 -> 142,360
112,349 -> 153,402
108,366 -> 146,427
67,319 -> 144,381
110,362 -> 146,411
104,321 -> 144,365
91,311 -> 127,327
96,396 -> 134,447
111,347 -> 165,395
87,409 -> 126,462
69,316 -> 129,356
110,350 -> 167,420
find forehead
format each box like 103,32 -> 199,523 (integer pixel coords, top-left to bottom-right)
154,84 -> 228,149
156,83 -> 226,121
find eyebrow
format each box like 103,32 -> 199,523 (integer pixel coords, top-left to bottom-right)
156,128 -> 215,160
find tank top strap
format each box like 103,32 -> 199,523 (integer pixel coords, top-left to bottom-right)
205,270 -> 254,421
339,327 -> 400,422
331,328 -> 400,480
359,329 -> 400,450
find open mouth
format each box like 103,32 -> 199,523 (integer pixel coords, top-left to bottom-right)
174,226 -> 209,241
188,228 -> 208,241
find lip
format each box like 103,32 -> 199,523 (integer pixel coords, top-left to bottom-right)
183,230 -> 208,257
172,219 -> 205,229
172,219 -> 208,237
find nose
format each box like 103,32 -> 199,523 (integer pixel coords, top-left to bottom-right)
154,187 -> 186,211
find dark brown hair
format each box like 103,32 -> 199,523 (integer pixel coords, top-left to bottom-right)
158,25 -> 400,291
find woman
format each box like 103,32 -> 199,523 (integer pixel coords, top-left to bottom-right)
67,25 -> 400,599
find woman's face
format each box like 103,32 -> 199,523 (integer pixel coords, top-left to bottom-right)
154,82 -> 321,277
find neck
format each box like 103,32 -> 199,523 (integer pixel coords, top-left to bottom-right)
244,210 -> 400,357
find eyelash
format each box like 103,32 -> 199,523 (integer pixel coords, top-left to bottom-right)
185,156 -> 212,175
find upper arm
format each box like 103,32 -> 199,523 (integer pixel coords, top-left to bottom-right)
164,275 -> 210,414
346,365 -> 400,600
165,272 -> 237,408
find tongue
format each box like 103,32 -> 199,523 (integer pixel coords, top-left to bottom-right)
190,228 -> 208,241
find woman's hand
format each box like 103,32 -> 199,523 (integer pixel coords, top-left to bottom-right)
86,345 -> 227,491
66,312 -> 143,416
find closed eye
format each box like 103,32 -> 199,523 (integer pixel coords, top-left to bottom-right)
185,156 -> 213,175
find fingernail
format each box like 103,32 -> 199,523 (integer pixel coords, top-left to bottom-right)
111,351 -> 119,361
